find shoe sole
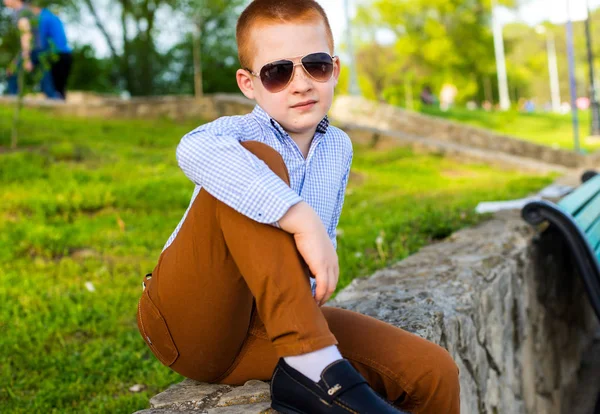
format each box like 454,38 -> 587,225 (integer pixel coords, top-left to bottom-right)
271,402 -> 306,414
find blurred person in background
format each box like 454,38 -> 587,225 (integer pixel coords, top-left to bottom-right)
419,85 -> 437,106
439,83 -> 457,111
4,0 -> 72,100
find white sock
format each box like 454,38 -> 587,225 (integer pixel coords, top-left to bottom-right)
284,345 -> 343,382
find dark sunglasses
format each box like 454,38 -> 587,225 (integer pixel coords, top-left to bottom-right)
245,52 -> 338,93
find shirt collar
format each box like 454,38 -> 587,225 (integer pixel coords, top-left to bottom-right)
315,116 -> 330,134
251,105 -> 330,138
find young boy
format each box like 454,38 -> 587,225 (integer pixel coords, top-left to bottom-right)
137,1 -> 460,413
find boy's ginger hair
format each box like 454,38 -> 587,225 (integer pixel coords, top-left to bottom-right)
236,0 -> 335,70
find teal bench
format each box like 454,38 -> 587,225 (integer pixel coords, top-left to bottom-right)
522,172 -> 600,413
522,172 -> 600,320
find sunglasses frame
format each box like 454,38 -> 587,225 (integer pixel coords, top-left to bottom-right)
244,52 -> 339,93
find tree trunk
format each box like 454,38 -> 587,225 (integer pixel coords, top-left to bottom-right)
484,76 -> 493,104
138,10 -> 157,95
193,21 -> 203,98
81,0 -> 119,62
120,0 -> 134,94
404,73 -> 413,110
11,68 -> 25,149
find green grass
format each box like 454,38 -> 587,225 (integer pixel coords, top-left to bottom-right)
421,105 -> 600,153
0,105 -> 553,412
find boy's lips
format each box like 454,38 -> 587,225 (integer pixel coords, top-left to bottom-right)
291,100 -> 317,109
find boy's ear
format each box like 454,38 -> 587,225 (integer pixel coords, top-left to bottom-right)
333,57 -> 341,85
236,69 -> 256,100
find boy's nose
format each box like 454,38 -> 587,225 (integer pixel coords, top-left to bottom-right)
289,65 -> 313,93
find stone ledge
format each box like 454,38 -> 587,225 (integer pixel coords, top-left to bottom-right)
331,211 -> 597,413
329,96 -> 590,169
139,211 -> 597,413
135,379 -> 274,414
2,92 -> 591,170
0,93 -> 255,122
338,123 -> 570,174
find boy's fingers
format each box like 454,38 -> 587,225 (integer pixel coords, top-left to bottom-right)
319,268 -> 333,305
315,275 -> 326,304
326,269 -> 335,303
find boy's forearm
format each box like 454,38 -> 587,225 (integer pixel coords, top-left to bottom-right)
177,125 -> 302,224
278,201 -> 323,235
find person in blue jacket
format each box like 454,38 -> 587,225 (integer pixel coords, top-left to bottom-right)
4,0 -> 73,100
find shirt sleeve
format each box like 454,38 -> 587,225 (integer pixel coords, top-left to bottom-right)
176,116 -> 302,224
328,152 -> 353,249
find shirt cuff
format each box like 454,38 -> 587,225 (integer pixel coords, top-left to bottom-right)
238,170 -> 302,224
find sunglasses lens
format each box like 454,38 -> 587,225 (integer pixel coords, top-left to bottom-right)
260,60 -> 294,92
302,53 -> 334,82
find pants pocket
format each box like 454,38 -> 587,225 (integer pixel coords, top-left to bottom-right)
137,290 -> 179,367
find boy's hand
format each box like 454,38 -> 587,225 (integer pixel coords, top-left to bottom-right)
294,226 -> 339,306
279,202 -> 339,306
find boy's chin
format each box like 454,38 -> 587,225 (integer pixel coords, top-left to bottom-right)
291,109 -> 326,123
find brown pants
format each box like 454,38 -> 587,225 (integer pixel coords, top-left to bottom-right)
137,141 -> 460,413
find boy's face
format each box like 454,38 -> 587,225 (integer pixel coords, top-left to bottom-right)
236,21 -> 340,138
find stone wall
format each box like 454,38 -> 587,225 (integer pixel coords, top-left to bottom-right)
137,212 -> 598,414
329,96 -> 587,169
3,92 -> 592,170
0,93 -> 255,122
338,124 -> 570,174
332,211 -> 597,414
53,93 -> 255,121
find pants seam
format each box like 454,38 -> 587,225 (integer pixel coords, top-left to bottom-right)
211,334 -> 257,384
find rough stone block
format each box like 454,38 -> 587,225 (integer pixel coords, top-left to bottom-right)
135,378 -> 273,413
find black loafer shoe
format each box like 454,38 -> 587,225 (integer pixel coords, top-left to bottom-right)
270,358 -> 407,413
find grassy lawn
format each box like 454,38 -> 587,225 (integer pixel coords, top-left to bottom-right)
0,105 -> 553,412
421,105 -> 600,153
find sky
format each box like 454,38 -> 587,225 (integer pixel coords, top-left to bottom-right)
66,0 -> 600,58
514,0 -> 600,25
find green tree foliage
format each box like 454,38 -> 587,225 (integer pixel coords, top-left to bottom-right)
159,32 -> 240,95
0,5 -> 19,85
48,0 -> 245,96
503,12 -> 600,106
351,0 -> 600,108
67,44 -> 118,93
75,0 -> 179,96
353,0 -> 516,106
1,0 -> 245,97
163,0 -> 246,95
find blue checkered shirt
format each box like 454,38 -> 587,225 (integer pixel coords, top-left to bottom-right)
164,105 -> 353,260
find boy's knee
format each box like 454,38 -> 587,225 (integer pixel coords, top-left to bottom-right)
435,348 -> 460,390
413,345 -> 460,408
240,141 -> 289,185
